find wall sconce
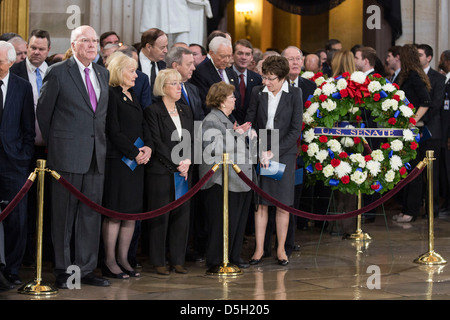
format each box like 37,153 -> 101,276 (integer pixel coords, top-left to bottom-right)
236,3 -> 255,40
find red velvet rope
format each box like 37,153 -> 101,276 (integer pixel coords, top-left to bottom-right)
0,179 -> 34,222
236,166 -> 426,221
55,168 -> 216,220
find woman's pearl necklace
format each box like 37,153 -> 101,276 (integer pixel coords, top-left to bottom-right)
168,106 -> 177,114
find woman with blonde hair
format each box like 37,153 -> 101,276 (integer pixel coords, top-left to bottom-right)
102,52 -> 153,278
331,50 -> 356,77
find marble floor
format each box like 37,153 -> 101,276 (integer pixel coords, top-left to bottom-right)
1,198 -> 450,309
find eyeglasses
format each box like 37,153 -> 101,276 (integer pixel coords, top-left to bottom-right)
287,57 -> 302,63
261,76 -> 279,82
76,38 -> 99,45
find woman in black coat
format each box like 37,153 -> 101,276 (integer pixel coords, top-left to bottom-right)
393,44 -> 432,223
144,69 -> 194,275
102,52 -> 153,279
245,55 -> 303,266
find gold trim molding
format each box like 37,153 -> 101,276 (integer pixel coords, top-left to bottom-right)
0,0 -> 29,39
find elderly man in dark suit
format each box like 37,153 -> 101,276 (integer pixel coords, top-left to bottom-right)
0,41 -> 35,285
190,36 -> 240,118
232,39 -> 262,124
37,25 -> 110,289
139,28 -> 168,91
165,46 -> 204,121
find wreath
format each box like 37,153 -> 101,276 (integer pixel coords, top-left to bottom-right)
300,71 -> 419,195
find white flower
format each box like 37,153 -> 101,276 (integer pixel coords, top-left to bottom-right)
303,129 -> 316,143
390,139 -> 403,152
396,90 -> 406,100
350,153 -> 366,168
381,99 -> 399,111
323,165 -> 335,178
303,112 -> 314,125
385,170 -> 396,183
351,170 -> 368,185
306,102 -> 320,115
390,155 -> 403,171
335,161 -> 352,178
382,83 -> 396,93
315,150 -> 329,163
341,137 -> 354,148
327,139 -> 342,153
371,150 -> 384,162
403,129 -> 415,141
315,77 -> 326,87
351,71 -> 367,84
302,71 -> 315,80
322,99 -> 337,112
307,143 -> 319,157
322,83 -> 337,96
349,106 -> 359,114
366,160 -> 381,176
314,88 -> 322,96
400,105 -> 414,118
368,81 -> 382,93
336,78 -> 348,91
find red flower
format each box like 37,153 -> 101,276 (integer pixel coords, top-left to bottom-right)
319,136 -> 328,143
371,184 -> 380,190
339,152 -> 348,159
319,94 -> 328,102
301,144 -> 308,153
409,118 -> 416,125
304,100 -> 312,108
353,137 -> 361,144
315,163 -> 323,171
302,122 -> 306,130
373,93 -> 381,102
331,158 -> 341,168
340,89 -> 349,98
388,117 -> 397,125
393,83 -> 400,89
372,73 -> 382,78
356,115 -> 362,122
381,143 -> 391,150
392,94 -> 401,101
410,141 -> 418,150
408,103 -> 415,110
399,167 -> 407,175
342,72 -> 351,78
365,155 -> 373,162
341,176 -> 350,184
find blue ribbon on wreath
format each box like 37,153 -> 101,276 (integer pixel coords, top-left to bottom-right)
329,179 -> 339,186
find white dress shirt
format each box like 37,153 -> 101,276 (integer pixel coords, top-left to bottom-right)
263,80 -> 289,129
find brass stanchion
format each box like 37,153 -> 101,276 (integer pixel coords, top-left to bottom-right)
345,190 -> 372,241
414,150 -> 447,265
19,159 -> 58,295
207,154 -> 242,276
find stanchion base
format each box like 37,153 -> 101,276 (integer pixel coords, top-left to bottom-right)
414,251 -> 447,265
18,280 -> 58,296
344,231 -> 372,241
206,263 -> 243,276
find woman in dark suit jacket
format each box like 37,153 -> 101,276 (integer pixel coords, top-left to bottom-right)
245,55 -> 303,266
393,44 -> 432,223
102,52 -> 153,279
144,69 -> 194,275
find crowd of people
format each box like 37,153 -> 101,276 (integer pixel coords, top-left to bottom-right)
0,24 -> 449,292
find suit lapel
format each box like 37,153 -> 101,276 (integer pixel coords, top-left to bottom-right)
275,89 -> 290,119
93,63 -> 108,112
3,74 -> 18,119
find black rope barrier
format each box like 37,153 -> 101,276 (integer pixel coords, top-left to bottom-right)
234,164 -> 426,221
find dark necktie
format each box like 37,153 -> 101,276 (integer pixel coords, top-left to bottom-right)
150,61 -> 157,88
291,80 -> 296,86
181,83 -> 190,106
239,73 -> 246,107
0,80 -> 3,123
